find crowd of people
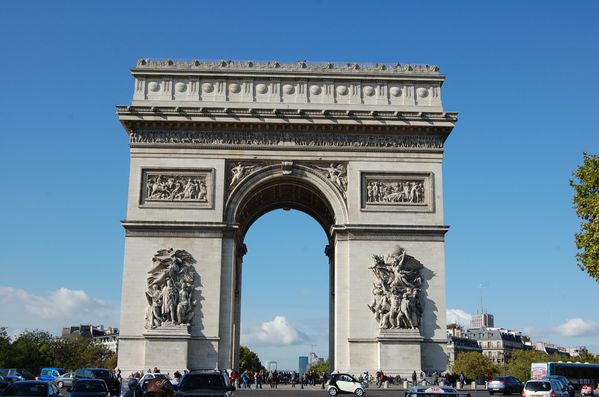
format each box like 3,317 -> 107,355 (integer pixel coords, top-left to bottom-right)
229,369 -> 329,389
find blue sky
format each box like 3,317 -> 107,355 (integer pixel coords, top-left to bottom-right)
0,1 -> 598,371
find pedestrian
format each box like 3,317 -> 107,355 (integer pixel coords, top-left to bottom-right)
412,371 -> 417,387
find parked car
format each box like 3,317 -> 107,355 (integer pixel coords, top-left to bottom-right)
0,381 -> 61,397
40,369 -> 67,383
541,376 -> 574,397
522,380 -> 569,397
139,374 -> 172,393
175,371 -> 234,397
0,376 -> 10,393
487,376 -> 524,395
55,373 -> 75,390
0,369 -> 36,381
73,369 -> 119,396
326,373 -> 366,396
69,379 -> 110,397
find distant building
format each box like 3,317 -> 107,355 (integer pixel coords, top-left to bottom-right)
447,334 -> 482,370
308,352 -> 324,368
463,327 -> 529,364
62,324 -> 119,353
471,313 -> 494,328
266,361 -> 277,371
534,342 -> 570,358
447,323 -> 463,338
299,356 -> 308,374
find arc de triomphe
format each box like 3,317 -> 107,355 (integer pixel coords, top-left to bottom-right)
116,59 -> 457,375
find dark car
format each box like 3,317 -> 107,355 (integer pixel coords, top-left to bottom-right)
487,376 -> 524,395
0,369 -> 36,381
73,369 -> 119,396
0,376 -> 10,393
541,376 -> 575,397
0,381 -> 61,397
69,379 -> 109,397
405,386 -> 471,397
175,371 -> 234,397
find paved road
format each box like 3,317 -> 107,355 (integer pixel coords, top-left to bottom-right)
235,387 -> 493,397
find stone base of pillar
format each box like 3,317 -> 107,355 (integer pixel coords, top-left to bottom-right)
143,326 -> 191,373
377,329 -> 423,377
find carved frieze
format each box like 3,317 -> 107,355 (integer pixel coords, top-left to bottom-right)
145,248 -> 197,329
361,173 -> 432,212
226,161 -> 266,192
141,169 -> 213,208
130,130 -> 444,150
368,246 -> 423,330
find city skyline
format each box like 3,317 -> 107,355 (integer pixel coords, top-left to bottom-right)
0,1 -> 598,371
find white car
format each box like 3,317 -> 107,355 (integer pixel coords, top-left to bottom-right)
522,380 -> 568,397
327,373 -> 366,396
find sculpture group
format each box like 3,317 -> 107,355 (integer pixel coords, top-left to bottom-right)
145,174 -> 208,202
368,247 -> 423,330
366,180 -> 424,204
145,249 -> 197,329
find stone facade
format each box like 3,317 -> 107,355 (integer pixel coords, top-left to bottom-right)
116,59 -> 457,376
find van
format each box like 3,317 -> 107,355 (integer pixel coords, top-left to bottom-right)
40,368 -> 67,382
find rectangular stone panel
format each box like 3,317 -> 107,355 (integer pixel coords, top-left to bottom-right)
140,168 -> 214,208
361,172 -> 434,212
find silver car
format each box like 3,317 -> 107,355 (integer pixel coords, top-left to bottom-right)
55,372 -> 75,389
523,380 -> 568,397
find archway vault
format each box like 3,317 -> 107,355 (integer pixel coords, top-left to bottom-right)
225,163 -> 349,240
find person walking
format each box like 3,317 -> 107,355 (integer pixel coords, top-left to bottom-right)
412,371 -> 417,387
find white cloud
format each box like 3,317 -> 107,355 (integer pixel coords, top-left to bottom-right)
0,286 -> 118,334
241,316 -> 308,346
555,318 -> 599,337
446,308 -> 473,326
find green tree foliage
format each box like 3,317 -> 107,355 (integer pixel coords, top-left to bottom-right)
453,352 -> 498,381
0,328 -> 117,375
308,358 -> 330,374
502,350 -> 554,381
571,153 -> 599,282
238,346 -> 263,372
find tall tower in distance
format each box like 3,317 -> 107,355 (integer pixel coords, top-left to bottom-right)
471,313 -> 494,328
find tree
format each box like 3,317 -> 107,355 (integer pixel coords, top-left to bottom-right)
309,358 -> 330,374
0,328 -> 12,368
571,153 -> 599,282
502,350 -> 552,381
453,352 -> 498,381
9,330 -> 54,375
238,346 -> 263,372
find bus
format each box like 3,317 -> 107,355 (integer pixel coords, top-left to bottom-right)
531,362 -> 599,389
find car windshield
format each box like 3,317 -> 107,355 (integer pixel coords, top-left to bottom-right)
180,374 -> 226,390
91,370 -> 111,378
526,382 -> 551,392
73,381 -> 107,392
4,383 -> 48,396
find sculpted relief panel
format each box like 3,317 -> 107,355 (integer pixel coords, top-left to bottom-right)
145,249 -> 197,330
362,173 -> 432,212
141,169 -> 213,208
368,247 -> 423,330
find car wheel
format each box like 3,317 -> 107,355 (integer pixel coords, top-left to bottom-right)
329,387 -> 338,396
489,392 -> 494,395
355,388 -> 364,396
57,382 -> 64,389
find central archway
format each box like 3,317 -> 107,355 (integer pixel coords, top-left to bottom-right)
224,164 -> 349,371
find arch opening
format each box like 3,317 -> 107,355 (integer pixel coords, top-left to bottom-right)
228,172 -> 340,373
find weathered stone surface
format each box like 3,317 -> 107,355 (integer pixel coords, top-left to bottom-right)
116,59 -> 456,376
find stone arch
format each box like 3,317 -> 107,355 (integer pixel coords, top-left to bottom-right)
225,163 -> 349,238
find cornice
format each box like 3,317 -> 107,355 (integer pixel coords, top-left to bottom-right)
133,59 -> 442,77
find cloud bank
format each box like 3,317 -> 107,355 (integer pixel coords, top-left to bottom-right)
446,308 -> 473,326
241,316 -> 309,346
555,318 -> 599,337
0,286 -> 118,334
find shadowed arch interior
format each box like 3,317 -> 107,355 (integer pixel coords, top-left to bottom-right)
235,177 -> 336,240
